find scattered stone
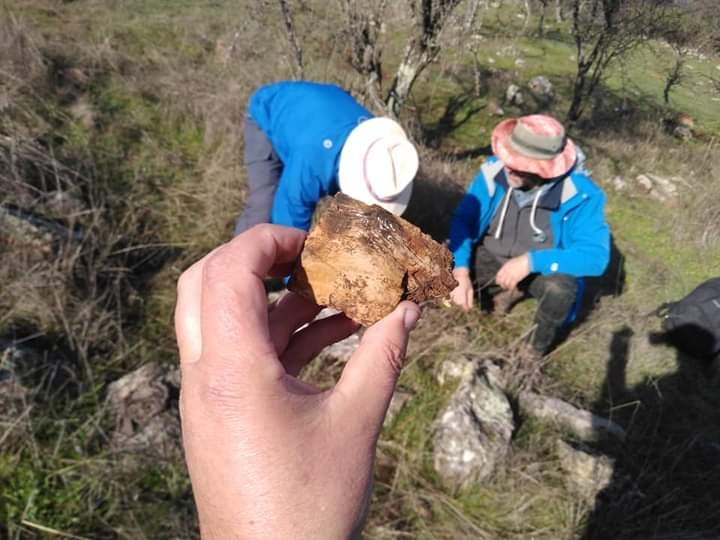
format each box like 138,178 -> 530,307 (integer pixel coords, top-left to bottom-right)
433,361 -> 514,489
635,174 -> 682,204
505,84 -> 524,106
68,96 -> 95,130
528,75 -> 554,101
673,125 -> 693,141
487,98 -> 505,116
0,203 -> 83,257
435,354 -> 477,386
319,332 -> 360,362
514,58 -> 526,67
611,176 -> 628,192
556,439 -> 614,501
384,389 -> 413,428
106,362 -> 182,465
518,391 -> 626,441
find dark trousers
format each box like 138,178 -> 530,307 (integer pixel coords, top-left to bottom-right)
233,117 -> 283,236
473,246 -> 578,353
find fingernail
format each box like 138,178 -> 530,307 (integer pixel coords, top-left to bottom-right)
403,307 -> 420,331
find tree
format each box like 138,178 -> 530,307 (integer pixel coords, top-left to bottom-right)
566,0 -> 672,122
341,0 -> 464,118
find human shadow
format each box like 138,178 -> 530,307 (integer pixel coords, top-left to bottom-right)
571,234 -> 626,327
581,326 -> 720,539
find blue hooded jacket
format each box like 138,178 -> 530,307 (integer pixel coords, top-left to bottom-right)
248,81 -> 373,231
449,156 -> 610,278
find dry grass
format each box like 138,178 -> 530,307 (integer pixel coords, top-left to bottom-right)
2,1 -> 720,539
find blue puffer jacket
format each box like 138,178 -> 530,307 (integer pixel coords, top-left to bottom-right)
248,81 -> 373,231
449,156 -> 610,278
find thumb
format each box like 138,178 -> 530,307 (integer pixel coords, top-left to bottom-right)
332,301 -> 420,430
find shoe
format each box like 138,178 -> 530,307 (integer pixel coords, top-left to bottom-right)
492,287 -> 524,316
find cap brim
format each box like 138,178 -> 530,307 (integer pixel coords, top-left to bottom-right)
339,117 -> 416,215
491,119 -> 577,178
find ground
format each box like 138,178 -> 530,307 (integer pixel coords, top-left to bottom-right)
1,1 -> 720,539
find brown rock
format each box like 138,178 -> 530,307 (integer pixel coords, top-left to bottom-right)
288,193 -> 457,326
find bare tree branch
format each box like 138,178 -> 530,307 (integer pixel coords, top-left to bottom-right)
279,0 -> 305,79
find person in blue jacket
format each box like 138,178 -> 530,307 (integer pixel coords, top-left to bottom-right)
234,81 -> 419,235
449,114 -> 610,366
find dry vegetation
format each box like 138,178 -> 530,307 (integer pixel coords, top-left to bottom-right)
2,1 -> 720,539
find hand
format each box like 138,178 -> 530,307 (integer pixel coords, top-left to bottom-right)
495,254 -> 530,290
450,267 -> 474,311
175,224 -> 421,539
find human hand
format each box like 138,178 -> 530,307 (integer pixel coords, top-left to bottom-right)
174,224 -> 421,539
495,254 -> 530,290
450,267 -> 474,311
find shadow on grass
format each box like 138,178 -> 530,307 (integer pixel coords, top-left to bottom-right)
582,327 -> 720,539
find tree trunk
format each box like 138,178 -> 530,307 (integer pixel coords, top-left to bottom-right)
278,0 -> 304,79
386,42 -> 433,117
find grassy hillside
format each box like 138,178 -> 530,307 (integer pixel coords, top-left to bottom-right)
2,1 -> 720,538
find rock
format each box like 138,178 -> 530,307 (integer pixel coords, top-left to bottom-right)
556,439 -> 614,501
106,362 -> 181,464
487,98 -> 504,116
528,75 -> 554,101
384,389 -> 413,428
611,176 -> 628,192
289,194 -> 456,326
505,84 -> 524,106
514,58 -> 526,67
519,391 -> 626,441
673,125 -> 693,141
635,174 -> 682,204
320,332 -> 360,362
435,355 -> 477,386
0,203 -> 83,257
433,361 -> 514,489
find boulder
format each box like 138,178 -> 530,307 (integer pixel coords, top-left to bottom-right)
106,362 -> 182,465
635,174 -> 683,204
556,439 -> 614,501
433,361 -> 514,489
505,84 -> 524,106
518,391 -> 626,442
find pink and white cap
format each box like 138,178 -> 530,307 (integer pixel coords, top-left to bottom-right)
491,114 -> 577,179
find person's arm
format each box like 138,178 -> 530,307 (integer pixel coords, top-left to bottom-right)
528,189 -> 610,277
271,157 -> 322,232
448,179 -> 484,310
175,224 -> 420,539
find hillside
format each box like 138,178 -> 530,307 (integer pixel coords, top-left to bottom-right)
2,1 -> 720,539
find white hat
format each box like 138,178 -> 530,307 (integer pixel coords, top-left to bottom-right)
338,117 -> 419,216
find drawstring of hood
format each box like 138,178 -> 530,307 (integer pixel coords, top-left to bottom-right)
494,186 -> 513,240
529,189 -> 547,242
493,185 -> 547,243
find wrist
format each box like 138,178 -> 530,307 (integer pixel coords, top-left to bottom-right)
453,267 -> 470,278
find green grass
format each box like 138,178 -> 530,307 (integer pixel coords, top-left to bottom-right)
2,1 -> 720,538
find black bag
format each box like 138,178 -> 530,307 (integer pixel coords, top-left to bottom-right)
658,278 -> 720,359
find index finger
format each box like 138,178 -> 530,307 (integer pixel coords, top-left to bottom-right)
199,225 -> 305,376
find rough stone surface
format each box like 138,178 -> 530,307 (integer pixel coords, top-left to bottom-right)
556,439 -> 614,501
505,84 -> 524,106
519,391 -> 626,441
435,354 -> 478,386
433,361 -> 514,489
635,174 -> 683,204
106,362 -> 181,464
528,75 -> 554,100
289,194 -> 456,326
384,389 -> 413,428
